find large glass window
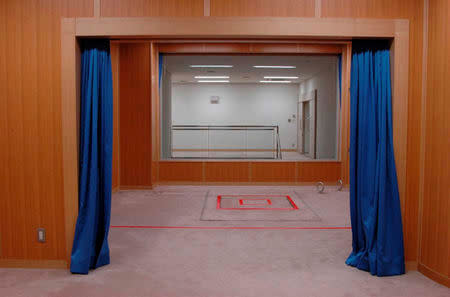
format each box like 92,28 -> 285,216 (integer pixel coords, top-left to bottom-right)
160,55 -> 340,160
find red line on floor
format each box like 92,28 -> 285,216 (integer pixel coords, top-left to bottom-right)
110,225 -> 351,230
218,207 -> 297,210
217,195 -> 297,210
219,195 -> 288,197
239,198 -> 272,206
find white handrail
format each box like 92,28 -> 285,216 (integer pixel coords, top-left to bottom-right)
170,125 -> 281,159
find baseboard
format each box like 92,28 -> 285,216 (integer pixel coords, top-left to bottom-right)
172,149 -> 298,152
0,259 -> 68,269
405,260 -> 418,271
112,186 -> 120,193
418,263 -> 450,288
154,181 -> 342,186
119,185 -> 153,190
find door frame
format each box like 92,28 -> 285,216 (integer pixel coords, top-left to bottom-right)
61,17 -> 409,266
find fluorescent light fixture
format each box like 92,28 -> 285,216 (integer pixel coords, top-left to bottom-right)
259,80 -> 292,83
264,76 -> 299,79
190,65 -> 233,68
253,65 -> 296,69
197,80 -> 230,83
194,76 -> 230,79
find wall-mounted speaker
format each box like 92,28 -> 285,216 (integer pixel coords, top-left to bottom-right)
210,96 -> 220,104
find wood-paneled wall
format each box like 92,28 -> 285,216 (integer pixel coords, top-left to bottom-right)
118,43 -> 152,188
111,43 -> 120,191
2,1 -> 447,287
0,0 -> 92,264
159,161 -> 341,184
210,0 -> 315,17
101,0 -> 204,17
418,0 -> 450,286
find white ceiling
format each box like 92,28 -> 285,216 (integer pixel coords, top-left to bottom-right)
164,55 -> 338,84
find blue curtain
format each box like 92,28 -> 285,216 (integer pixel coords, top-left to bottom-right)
158,54 -> 164,88
346,41 -> 405,276
338,54 -> 342,106
70,40 -> 113,274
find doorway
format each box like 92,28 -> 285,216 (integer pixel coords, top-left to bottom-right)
302,100 -> 311,154
57,16 -> 414,292
298,90 -> 317,159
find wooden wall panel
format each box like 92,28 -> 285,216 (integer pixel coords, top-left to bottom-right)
298,162 -> 341,182
0,0 -> 92,263
0,0 -> 8,259
111,43 -> 120,191
60,19 -> 79,263
158,43 -> 247,54
150,43 -> 160,184
159,162 -> 203,182
101,0 -> 204,17
156,161 -> 344,184
205,162 -> 250,182
118,43 -> 152,187
340,43 -> 352,185
322,0 -> 419,18
322,0 -> 424,265
211,0 -> 315,17
251,162 -> 296,182
2,0 -> 440,278
418,0 -> 450,286
157,43 -> 343,54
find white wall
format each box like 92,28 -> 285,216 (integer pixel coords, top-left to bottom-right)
171,83 -> 299,150
299,60 -> 338,159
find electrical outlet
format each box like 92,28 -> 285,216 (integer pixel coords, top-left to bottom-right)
37,228 -> 46,243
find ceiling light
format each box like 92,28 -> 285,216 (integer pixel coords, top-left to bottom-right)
194,76 -> 230,79
190,65 -> 233,68
253,66 -> 296,69
259,80 -> 292,83
264,76 -> 299,79
197,80 -> 230,83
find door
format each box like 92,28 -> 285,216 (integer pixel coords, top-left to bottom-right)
298,90 -> 317,159
303,101 -> 311,154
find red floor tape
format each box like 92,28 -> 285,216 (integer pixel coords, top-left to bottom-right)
111,226 -> 351,230
239,198 -> 272,206
217,194 -> 299,210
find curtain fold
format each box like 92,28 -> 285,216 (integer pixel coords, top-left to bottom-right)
70,40 -> 113,274
158,54 -> 164,88
346,41 -> 405,276
338,54 -> 342,106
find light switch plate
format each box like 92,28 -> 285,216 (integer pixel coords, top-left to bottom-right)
37,228 -> 46,243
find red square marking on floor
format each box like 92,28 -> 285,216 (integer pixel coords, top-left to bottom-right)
217,195 -> 298,211
239,199 -> 272,206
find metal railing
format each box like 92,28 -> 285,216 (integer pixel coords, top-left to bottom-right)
170,125 -> 282,159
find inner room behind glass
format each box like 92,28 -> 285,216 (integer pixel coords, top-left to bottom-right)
159,55 -> 341,161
